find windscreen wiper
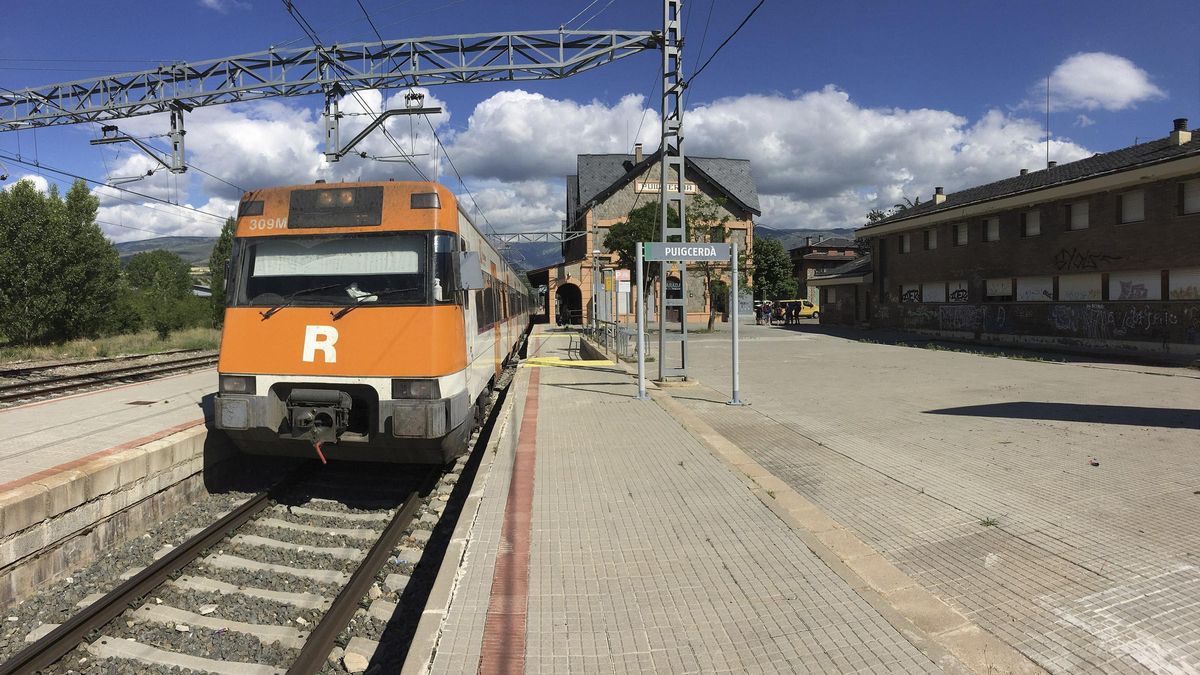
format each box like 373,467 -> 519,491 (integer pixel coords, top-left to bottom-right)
330,287 -> 419,320
260,284 -> 345,320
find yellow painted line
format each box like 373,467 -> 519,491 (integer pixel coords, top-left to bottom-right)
523,357 -> 614,368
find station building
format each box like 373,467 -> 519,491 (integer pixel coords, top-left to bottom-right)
788,236 -> 860,305
526,146 -> 760,325
839,118 -> 1200,354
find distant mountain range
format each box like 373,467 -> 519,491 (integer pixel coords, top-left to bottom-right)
114,236 -> 218,266
110,225 -> 859,274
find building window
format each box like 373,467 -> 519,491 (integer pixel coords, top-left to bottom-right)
924,228 -> 937,250
1059,273 -> 1102,301
953,223 -> 968,246
1066,201 -> 1089,230
1016,276 -> 1053,301
922,282 -> 946,302
1020,210 -> 1041,237
984,277 -> 1012,302
900,284 -> 920,303
899,233 -> 911,253
983,217 -> 1000,242
1169,268 -> 1200,299
827,286 -> 838,303
1109,270 -> 1161,300
1118,190 -> 1144,223
1181,179 -> 1200,215
948,280 -> 969,302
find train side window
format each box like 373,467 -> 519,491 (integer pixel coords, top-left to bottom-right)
433,233 -> 457,303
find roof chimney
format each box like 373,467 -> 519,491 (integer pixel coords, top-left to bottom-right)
634,143 -> 643,163
1019,168 -> 1028,176
1170,118 -> 1192,145
805,236 -> 812,247
933,186 -> 946,204
1047,161 -> 1057,169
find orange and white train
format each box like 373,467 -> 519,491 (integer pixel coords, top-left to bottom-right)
214,180 -> 530,463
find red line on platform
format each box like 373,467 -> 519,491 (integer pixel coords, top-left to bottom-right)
477,367 -> 540,675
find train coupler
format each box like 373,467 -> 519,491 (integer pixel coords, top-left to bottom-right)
286,389 -> 351,460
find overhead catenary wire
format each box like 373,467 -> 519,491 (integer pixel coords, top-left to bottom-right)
282,0 -> 429,180
350,0 -> 496,234
0,151 -> 230,222
690,0 -> 765,85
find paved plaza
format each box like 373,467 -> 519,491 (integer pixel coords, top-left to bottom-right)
676,322 -> 1200,674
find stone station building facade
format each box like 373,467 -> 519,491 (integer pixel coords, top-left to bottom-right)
528,146 -> 759,326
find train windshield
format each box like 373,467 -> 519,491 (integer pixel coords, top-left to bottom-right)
234,233 -> 430,307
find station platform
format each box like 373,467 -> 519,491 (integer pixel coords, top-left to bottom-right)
0,370 -> 213,490
409,326 -> 1029,674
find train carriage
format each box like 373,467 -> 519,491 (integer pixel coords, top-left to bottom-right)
214,180 -> 530,463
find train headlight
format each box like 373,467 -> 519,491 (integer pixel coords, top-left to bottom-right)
391,379 -> 440,400
219,375 -> 257,395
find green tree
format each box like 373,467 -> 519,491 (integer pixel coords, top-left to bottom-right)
208,217 -> 236,326
125,249 -> 192,297
751,237 -> 796,301
0,179 -> 71,344
125,249 -> 194,339
686,194 -> 733,330
605,202 -> 676,322
61,180 -> 121,338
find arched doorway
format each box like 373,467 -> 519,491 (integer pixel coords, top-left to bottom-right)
555,283 -> 582,326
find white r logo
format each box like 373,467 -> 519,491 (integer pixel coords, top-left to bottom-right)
302,325 -> 338,363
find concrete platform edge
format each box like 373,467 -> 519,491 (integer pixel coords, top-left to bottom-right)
649,388 -> 1048,675
401,368 -> 526,675
0,421 -> 231,609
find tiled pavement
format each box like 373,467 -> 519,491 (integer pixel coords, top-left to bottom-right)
428,328 -> 945,674
677,323 -> 1200,674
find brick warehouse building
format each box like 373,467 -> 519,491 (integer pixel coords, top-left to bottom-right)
526,145 -> 759,326
789,236 -> 860,304
846,118 -> 1200,355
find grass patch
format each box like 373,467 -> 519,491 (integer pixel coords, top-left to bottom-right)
0,327 -> 221,364
979,517 -> 1000,527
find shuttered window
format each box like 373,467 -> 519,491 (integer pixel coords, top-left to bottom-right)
1066,201 -> 1089,230
1119,190 -> 1144,223
1182,179 -> 1200,215
1021,210 -> 1040,237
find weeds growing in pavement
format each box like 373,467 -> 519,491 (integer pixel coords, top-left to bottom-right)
980,517 -> 1000,527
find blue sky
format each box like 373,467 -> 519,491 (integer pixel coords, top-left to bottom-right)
2,0 -> 1198,240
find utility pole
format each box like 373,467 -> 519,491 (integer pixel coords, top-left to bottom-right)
658,0 -> 688,381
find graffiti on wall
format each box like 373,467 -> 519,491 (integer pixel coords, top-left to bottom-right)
1053,248 -> 1122,271
949,287 -> 969,303
1116,281 -> 1150,301
901,288 -> 922,303
876,301 -> 1199,345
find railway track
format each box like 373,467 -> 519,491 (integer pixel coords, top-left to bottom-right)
0,464 -> 441,675
0,358 -> 516,674
0,352 -> 218,405
0,349 -> 212,379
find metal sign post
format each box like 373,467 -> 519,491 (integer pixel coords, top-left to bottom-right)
729,242 -> 744,406
638,242 -> 740,400
635,244 -> 648,399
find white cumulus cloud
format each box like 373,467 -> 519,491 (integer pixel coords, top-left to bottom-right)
2,174 -> 51,194
1045,52 -> 1165,112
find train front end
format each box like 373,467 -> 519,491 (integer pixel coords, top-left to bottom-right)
214,181 -> 480,464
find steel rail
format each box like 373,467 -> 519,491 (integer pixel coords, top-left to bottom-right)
0,348 -> 210,379
0,490 -> 275,675
286,473 -> 433,674
0,354 -> 217,403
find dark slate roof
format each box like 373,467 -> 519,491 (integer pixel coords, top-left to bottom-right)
812,255 -> 872,280
565,174 -> 579,229
574,150 -> 761,216
860,129 -> 1200,232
